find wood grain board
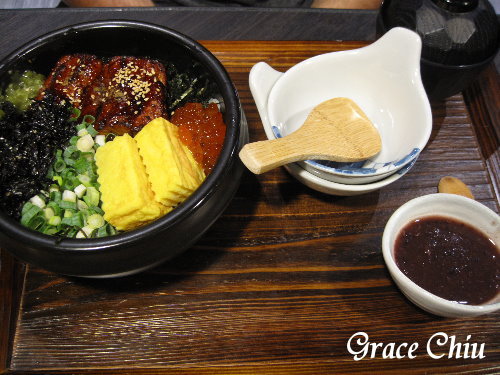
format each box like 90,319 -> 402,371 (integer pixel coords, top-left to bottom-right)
1,40 -> 499,374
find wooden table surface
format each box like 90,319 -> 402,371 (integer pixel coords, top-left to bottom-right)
0,9 -> 499,375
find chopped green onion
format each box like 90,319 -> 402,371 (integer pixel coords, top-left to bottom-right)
63,145 -> 79,159
47,201 -> 61,216
74,184 -> 86,198
53,158 -> 66,173
76,226 -> 94,239
74,157 -> 91,174
29,195 -> 45,209
82,114 -> 95,125
21,204 -> 41,227
77,199 -> 88,211
53,175 -> 63,186
69,136 -> 79,146
86,124 -> 98,137
29,216 -> 45,230
63,209 -> 74,218
49,184 -> 59,193
21,201 -> 35,216
97,223 -> 116,237
59,200 -> 77,210
70,107 -> 81,120
83,152 -> 95,162
95,134 -> 106,147
43,207 -> 55,220
87,213 -> 105,229
76,134 -> 94,152
64,180 -> 78,191
49,190 -> 62,203
46,167 -> 54,180
44,227 -> 60,235
62,212 -> 84,227
84,186 -> 100,207
88,206 -> 104,215
62,190 -> 77,202
77,174 -> 92,186
48,215 -> 61,226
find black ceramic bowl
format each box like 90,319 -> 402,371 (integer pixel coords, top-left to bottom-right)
0,20 -> 248,277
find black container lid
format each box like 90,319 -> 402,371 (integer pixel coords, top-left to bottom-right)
379,0 -> 500,66
432,0 -> 478,12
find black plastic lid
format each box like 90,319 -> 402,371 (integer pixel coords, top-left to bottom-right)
431,0 -> 479,13
379,0 -> 500,65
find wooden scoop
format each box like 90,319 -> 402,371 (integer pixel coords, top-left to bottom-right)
239,97 -> 382,174
438,176 -> 474,199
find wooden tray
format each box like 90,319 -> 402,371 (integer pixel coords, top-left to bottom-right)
1,41 -> 499,374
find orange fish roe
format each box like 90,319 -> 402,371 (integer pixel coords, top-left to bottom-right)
171,102 -> 226,174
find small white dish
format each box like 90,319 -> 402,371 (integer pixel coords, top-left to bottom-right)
382,193 -> 500,317
249,27 -> 432,185
285,158 -> 416,196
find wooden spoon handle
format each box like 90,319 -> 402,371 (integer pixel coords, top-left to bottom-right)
438,176 -> 474,199
239,136 -> 308,174
239,97 -> 381,175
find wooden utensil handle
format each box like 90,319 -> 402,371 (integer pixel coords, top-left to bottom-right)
438,176 -> 475,199
239,137 -> 306,174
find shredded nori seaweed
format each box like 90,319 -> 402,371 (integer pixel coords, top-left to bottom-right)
0,95 -> 75,219
165,61 -> 220,114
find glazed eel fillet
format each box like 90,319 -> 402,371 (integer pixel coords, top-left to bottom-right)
38,54 -> 168,135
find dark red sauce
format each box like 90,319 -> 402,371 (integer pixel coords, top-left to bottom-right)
394,216 -> 499,305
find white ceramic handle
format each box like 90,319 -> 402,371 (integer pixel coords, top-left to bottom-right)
370,27 -> 422,76
249,62 -> 283,139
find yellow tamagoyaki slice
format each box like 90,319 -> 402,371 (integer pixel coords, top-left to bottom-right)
135,118 -> 190,206
95,133 -> 171,231
184,146 -> 206,185
162,116 -> 206,188
135,117 -> 205,207
154,117 -> 198,192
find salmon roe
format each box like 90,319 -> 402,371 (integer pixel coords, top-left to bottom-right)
171,102 -> 226,174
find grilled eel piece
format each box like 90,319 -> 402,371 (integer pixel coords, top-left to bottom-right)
37,54 -> 103,108
82,56 -> 167,135
39,55 -> 168,136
